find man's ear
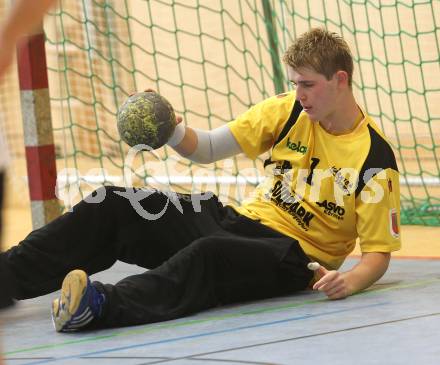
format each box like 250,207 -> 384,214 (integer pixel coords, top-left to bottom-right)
335,70 -> 349,87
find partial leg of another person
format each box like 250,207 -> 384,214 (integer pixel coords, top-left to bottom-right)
0,171 -> 14,365
0,171 -> 14,308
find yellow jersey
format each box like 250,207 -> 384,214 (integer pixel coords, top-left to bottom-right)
228,91 -> 401,269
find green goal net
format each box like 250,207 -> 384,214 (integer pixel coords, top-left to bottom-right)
22,0 -> 439,225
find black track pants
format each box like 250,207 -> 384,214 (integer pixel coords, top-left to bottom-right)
1,186 -> 312,327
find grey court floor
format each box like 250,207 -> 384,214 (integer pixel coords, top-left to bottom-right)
2,258 -> 439,365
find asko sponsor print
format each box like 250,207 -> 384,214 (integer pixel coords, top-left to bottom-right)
316,200 -> 345,220
267,180 -> 315,231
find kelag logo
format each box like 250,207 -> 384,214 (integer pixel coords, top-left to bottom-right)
286,138 -> 307,154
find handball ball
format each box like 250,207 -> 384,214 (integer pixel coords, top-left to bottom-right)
117,91 -> 177,149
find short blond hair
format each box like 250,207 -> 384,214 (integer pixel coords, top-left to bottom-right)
283,28 -> 354,86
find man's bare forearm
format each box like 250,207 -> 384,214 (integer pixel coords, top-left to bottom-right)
313,252 -> 391,299
343,252 -> 390,295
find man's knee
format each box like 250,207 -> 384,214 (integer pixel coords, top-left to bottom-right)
187,237 -> 221,258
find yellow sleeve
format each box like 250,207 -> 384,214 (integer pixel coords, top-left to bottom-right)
355,168 -> 402,253
228,93 -> 295,160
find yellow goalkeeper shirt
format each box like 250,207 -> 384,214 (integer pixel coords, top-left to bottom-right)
228,91 -> 401,269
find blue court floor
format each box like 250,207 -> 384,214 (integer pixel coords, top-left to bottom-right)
2,258 -> 439,365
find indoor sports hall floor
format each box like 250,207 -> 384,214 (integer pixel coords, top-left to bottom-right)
2,225 -> 439,365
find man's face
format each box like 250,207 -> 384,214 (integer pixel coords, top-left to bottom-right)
287,66 -> 339,122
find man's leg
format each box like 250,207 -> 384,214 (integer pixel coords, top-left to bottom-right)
68,213 -> 313,329
2,187 -> 223,299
